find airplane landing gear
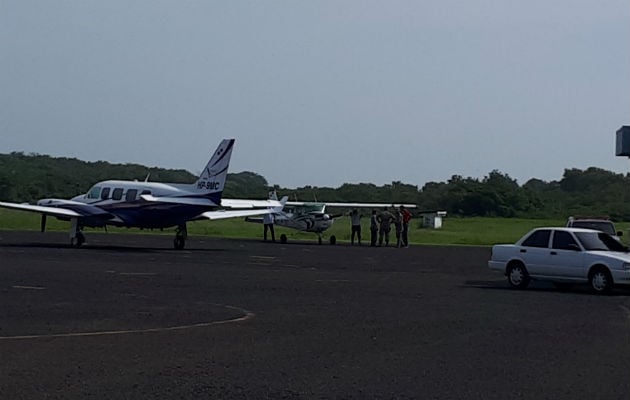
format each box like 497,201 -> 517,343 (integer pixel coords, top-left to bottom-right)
174,224 -> 187,250
69,217 -> 85,247
329,235 -> 336,245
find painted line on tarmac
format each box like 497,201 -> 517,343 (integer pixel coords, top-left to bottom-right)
118,272 -> 158,276
0,304 -> 254,341
12,285 -> 46,290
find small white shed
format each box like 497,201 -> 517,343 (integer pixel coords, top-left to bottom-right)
420,211 -> 447,229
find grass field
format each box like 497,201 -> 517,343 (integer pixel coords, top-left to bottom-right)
4,208 -> 626,246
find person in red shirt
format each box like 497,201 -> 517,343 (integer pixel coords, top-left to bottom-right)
400,205 -> 412,247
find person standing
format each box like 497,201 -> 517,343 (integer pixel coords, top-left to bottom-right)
350,209 -> 362,245
370,209 -> 379,247
400,205 -> 412,247
377,207 -> 394,247
263,212 -> 275,242
394,209 -> 403,248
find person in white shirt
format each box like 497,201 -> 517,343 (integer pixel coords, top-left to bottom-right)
263,212 -> 275,242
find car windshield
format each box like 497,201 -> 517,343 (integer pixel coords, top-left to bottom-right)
574,231 -> 627,252
570,221 -> 615,235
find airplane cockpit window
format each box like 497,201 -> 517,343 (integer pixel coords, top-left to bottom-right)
298,204 -> 326,214
126,189 -> 138,202
87,186 -> 101,199
141,190 -> 151,195
101,187 -> 110,200
112,188 -> 124,201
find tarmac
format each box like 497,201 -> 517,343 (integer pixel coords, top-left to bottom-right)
1,230 -> 630,399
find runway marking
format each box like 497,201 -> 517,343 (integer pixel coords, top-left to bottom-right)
12,285 -> 46,290
0,304 -> 254,341
250,256 -> 276,260
118,272 -> 157,276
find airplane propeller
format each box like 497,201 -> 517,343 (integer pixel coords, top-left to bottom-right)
40,214 -> 47,232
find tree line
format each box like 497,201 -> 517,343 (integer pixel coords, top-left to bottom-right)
2,152 -> 630,220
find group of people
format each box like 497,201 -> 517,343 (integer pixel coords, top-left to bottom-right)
350,206 -> 412,248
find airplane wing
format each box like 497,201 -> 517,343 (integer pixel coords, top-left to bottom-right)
0,201 -> 84,218
325,202 -> 417,208
285,201 -> 417,208
220,199 -> 282,209
199,208 -> 273,220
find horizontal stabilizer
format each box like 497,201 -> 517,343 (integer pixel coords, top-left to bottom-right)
199,208 -> 273,220
221,198 -> 283,209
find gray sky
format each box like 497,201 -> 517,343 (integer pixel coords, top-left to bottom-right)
2,1 -> 629,188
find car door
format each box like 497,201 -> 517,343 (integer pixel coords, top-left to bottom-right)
548,230 -> 585,279
518,229 -> 552,276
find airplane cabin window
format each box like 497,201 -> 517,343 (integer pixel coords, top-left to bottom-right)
101,187 -> 110,200
112,188 -> 124,201
87,186 -> 101,199
126,189 -> 138,202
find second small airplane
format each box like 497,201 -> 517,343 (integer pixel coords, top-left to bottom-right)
246,191 -> 417,244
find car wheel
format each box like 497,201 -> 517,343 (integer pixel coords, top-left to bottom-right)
506,262 -> 530,289
589,267 -> 613,294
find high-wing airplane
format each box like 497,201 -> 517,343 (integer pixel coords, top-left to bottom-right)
0,139 -> 280,249
246,192 -> 417,244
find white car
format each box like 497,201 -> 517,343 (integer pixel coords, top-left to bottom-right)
488,227 -> 630,293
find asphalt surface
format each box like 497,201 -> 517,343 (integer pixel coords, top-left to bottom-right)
1,230 -> 630,399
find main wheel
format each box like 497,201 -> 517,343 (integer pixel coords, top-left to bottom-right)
329,235 -> 336,245
589,267 -> 613,294
174,237 -> 185,250
75,232 -> 85,248
506,262 -> 530,289
280,234 -> 287,244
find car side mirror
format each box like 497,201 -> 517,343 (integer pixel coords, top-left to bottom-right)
567,243 -> 581,252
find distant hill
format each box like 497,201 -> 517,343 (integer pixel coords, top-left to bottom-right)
2,152 -> 630,219
0,152 -> 270,202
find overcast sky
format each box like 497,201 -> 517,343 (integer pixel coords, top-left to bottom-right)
2,1 -> 629,188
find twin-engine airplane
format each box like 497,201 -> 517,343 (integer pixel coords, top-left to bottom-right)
246,192 -> 417,244
0,139 -> 280,249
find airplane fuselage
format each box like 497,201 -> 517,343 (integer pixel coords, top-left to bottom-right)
38,180 -> 221,229
274,212 -> 334,233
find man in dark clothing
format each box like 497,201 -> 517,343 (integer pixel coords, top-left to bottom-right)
370,209 -> 378,246
400,205 -> 412,247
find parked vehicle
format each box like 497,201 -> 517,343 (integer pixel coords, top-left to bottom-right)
488,227 -> 630,293
566,216 -> 622,242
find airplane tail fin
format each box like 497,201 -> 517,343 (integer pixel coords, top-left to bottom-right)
272,196 -> 288,213
192,139 -> 235,200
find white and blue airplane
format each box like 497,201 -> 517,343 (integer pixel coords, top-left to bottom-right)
0,139 -> 280,249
